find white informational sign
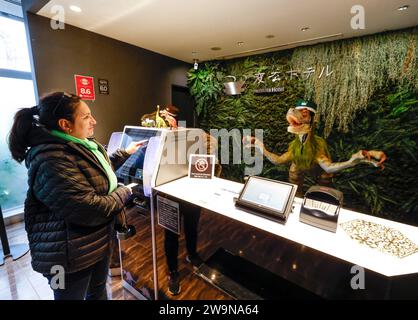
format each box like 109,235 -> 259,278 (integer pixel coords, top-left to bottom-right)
157,195 -> 180,235
188,154 -> 215,179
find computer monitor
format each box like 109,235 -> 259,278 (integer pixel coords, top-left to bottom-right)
106,132 -> 123,156
115,126 -> 161,184
115,126 -> 208,196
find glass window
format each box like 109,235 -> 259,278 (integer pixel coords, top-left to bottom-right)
0,15 -> 31,72
0,11 -> 36,216
0,77 -> 36,214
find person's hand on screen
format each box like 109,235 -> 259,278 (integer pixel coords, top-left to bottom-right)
125,139 -> 148,155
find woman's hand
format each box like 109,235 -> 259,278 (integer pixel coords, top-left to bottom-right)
125,139 -> 148,155
125,183 -> 138,194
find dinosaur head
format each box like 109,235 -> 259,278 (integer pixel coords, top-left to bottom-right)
160,105 -> 179,129
286,100 -> 317,135
166,105 -> 179,115
160,105 -> 179,118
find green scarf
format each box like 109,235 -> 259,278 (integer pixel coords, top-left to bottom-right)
50,130 -> 118,194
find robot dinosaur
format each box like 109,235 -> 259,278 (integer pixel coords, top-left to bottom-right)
141,105 -> 178,129
159,108 -> 178,129
245,100 -> 387,193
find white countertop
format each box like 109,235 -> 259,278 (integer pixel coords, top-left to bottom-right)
154,177 -> 418,277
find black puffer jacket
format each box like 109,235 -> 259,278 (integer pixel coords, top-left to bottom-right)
24,125 -> 131,274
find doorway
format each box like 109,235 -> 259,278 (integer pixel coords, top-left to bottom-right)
171,85 -> 196,128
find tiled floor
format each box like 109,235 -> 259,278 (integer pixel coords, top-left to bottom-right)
0,221 -> 136,300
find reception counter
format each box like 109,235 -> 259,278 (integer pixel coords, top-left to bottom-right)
120,176 -> 418,299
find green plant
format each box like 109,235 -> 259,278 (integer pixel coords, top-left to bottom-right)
291,27 -> 418,136
323,88 -> 418,223
187,30 -> 418,224
187,62 -> 224,118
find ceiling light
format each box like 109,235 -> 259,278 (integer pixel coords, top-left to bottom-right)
193,59 -> 199,70
237,41 -> 244,46
210,47 -> 222,51
301,27 -> 310,32
397,5 -> 409,11
69,5 -> 82,13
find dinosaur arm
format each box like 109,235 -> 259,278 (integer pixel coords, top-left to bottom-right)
242,136 -> 292,165
253,140 -> 292,165
263,149 -> 292,165
245,136 -> 292,165
317,150 -> 365,174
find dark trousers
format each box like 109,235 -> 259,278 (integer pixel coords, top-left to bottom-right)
44,256 -> 110,300
164,202 -> 201,272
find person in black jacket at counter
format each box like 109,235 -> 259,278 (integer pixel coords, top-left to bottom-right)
8,92 -> 144,300
164,130 -> 222,296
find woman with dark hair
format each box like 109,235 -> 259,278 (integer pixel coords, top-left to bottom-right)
8,92 -> 143,300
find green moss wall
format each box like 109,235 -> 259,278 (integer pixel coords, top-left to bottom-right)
188,28 -> 418,225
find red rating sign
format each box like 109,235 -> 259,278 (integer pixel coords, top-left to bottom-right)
74,75 -> 95,100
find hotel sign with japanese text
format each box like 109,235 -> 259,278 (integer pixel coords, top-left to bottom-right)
224,64 -> 335,95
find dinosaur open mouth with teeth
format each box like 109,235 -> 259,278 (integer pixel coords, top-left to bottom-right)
287,114 -> 303,127
285,108 -> 312,134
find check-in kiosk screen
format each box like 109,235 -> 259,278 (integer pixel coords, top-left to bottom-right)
115,127 -> 159,184
240,177 -> 292,214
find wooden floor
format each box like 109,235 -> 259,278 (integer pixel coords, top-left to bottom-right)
0,221 -> 136,300
120,207 -> 232,300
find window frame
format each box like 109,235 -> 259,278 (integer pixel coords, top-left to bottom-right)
0,10 -> 32,79
0,9 -> 35,217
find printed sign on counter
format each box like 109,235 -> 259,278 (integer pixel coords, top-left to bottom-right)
74,75 -> 95,100
157,195 -> 180,235
188,154 -> 215,179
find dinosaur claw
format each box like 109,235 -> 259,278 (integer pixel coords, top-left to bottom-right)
361,150 -> 372,161
361,150 -> 387,170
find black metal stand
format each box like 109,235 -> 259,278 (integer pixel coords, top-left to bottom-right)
0,205 -> 29,266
